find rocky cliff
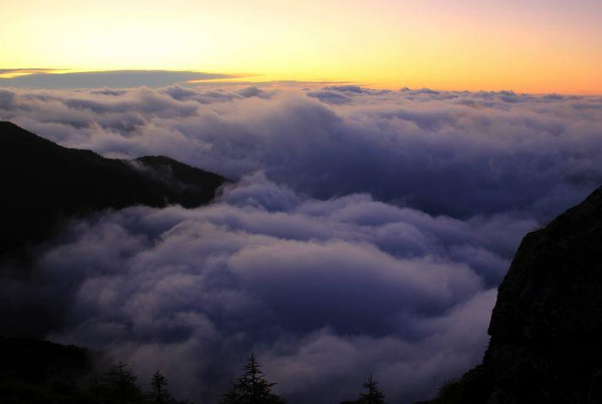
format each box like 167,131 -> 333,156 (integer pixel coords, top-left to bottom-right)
422,185 -> 602,403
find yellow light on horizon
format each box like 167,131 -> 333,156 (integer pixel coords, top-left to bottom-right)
1,0 -> 601,94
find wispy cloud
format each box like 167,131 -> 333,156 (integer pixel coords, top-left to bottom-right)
0,69 -> 243,89
189,79 -> 354,89
0,69 -> 355,90
0,68 -> 64,79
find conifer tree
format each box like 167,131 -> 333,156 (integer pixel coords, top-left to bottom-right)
220,354 -> 286,404
89,375 -> 102,400
150,371 -> 172,404
357,375 -> 386,404
98,362 -> 144,404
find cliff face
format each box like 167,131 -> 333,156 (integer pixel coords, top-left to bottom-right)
484,186 -> 602,404
421,186 -> 602,404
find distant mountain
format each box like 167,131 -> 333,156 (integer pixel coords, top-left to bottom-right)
0,335 -> 204,404
0,335 -> 96,385
0,121 -> 228,259
420,182 -> 602,403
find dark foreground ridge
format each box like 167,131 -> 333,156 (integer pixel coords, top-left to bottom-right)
0,121 -> 228,259
0,336 -> 194,404
421,183 -> 602,402
0,336 -> 97,402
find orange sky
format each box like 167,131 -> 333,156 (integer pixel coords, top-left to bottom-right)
1,0 -> 601,93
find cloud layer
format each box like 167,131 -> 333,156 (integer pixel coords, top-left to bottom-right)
2,85 -> 601,219
29,174 -> 531,404
2,85 -> 602,403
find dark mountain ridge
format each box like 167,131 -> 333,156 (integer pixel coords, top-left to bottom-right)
421,179 -> 602,403
0,121 -> 227,260
0,337 -> 98,404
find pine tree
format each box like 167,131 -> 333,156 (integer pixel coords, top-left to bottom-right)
220,354 -> 286,404
89,376 -> 102,401
98,362 -> 144,404
149,371 -> 173,404
357,375 -> 386,404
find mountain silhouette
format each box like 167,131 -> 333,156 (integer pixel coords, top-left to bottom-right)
420,184 -> 602,403
0,121 -> 227,259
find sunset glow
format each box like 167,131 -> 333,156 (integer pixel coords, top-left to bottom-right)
1,0 -> 601,93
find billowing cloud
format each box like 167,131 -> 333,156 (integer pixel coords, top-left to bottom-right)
2,85 -> 602,403
2,85 -> 602,219
17,174 -> 529,404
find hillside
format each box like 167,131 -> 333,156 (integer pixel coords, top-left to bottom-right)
0,121 -> 227,259
0,336 -> 97,404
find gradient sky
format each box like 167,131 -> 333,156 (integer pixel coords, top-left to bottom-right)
1,0 -> 601,93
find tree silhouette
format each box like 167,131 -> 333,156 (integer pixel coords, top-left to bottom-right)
98,362 -> 144,404
357,375 -> 386,404
149,371 -> 172,404
220,354 -> 286,404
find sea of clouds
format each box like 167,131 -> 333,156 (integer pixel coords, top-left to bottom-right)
1,85 -> 602,403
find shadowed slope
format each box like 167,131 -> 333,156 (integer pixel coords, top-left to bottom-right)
420,185 -> 602,403
0,121 -> 227,258
0,336 -> 97,404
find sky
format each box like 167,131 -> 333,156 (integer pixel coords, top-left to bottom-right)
1,0 -> 601,93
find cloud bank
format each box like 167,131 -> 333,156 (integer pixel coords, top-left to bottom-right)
2,85 -> 602,403
2,85 -> 601,219
26,173 -> 531,404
